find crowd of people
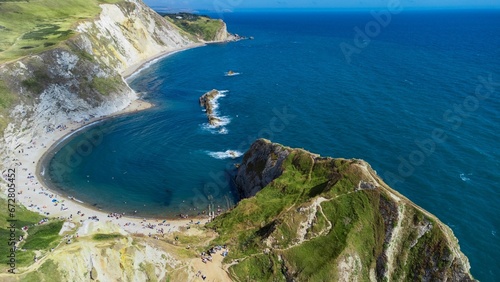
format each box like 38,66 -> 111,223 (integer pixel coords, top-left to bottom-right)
196,245 -> 230,280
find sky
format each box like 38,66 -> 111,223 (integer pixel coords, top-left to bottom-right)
144,0 -> 500,11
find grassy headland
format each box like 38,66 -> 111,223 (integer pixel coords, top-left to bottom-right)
207,141 -> 469,281
164,13 -> 225,41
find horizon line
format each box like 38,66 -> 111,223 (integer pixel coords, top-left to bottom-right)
151,6 -> 500,13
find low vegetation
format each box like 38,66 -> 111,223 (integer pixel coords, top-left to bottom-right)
0,197 -> 63,272
0,79 -> 17,132
164,13 -> 224,41
0,0 -> 123,63
20,259 -> 61,282
92,233 -> 124,241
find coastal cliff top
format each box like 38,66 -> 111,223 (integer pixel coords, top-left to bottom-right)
0,0 -> 124,64
209,139 -> 475,281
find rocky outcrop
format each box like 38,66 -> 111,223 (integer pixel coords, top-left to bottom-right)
199,89 -> 222,126
235,139 -> 290,198
214,139 -> 475,281
214,21 -> 236,42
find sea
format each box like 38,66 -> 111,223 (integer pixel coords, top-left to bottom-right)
44,10 -> 499,280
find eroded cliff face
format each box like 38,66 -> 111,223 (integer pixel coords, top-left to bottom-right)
213,21 -> 233,42
75,0 -> 194,74
214,139 -> 475,281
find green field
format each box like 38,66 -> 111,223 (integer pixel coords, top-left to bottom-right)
0,0 -> 122,63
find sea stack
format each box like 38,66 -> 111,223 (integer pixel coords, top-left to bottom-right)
199,89 -> 222,125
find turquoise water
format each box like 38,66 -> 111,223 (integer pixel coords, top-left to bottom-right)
45,11 -> 499,280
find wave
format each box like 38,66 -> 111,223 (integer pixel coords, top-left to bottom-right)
460,173 -> 472,182
207,150 -> 243,159
201,121 -> 230,135
217,128 -> 228,135
209,90 -> 228,112
225,72 -> 241,77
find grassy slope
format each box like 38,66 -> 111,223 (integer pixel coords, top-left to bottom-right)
0,79 -> 16,132
164,13 -> 224,41
209,146 -> 459,281
0,0 -> 122,63
0,197 -> 63,272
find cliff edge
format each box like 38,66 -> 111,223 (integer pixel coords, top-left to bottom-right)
211,139 -> 475,281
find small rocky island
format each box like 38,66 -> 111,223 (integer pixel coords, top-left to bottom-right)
199,89 -> 222,126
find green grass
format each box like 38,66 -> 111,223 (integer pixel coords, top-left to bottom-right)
0,197 -> 45,271
389,207 -> 454,281
90,75 -> 122,96
230,253 -> 285,282
209,150 -> 341,257
0,0 -> 123,63
278,191 -> 384,281
20,259 -> 63,282
0,79 -> 18,132
20,69 -> 50,94
308,209 -> 327,238
21,220 -> 64,250
0,220 -> 63,269
92,233 -> 124,241
210,142 -> 457,281
164,13 -> 224,41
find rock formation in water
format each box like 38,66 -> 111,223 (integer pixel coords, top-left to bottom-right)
210,139 -> 476,281
199,89 -> 222,126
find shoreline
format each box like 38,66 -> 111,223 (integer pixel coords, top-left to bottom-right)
122,44 -> 205,80
15,44 -> 219,236
122,38 -> 243,80
17,100 -> 209,236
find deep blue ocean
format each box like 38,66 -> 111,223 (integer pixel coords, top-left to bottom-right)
45,10 -> 499,280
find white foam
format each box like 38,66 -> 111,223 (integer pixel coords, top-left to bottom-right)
218,128 -> 228,135
201,90 -> 230,134
210,116 -> 231,127
460,173 -> 472,182
200,122 -> 230,135
207,150 -> 243,159
224,72 -> 241,77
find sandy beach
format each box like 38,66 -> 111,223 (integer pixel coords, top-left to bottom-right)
8,98 -> 212,236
